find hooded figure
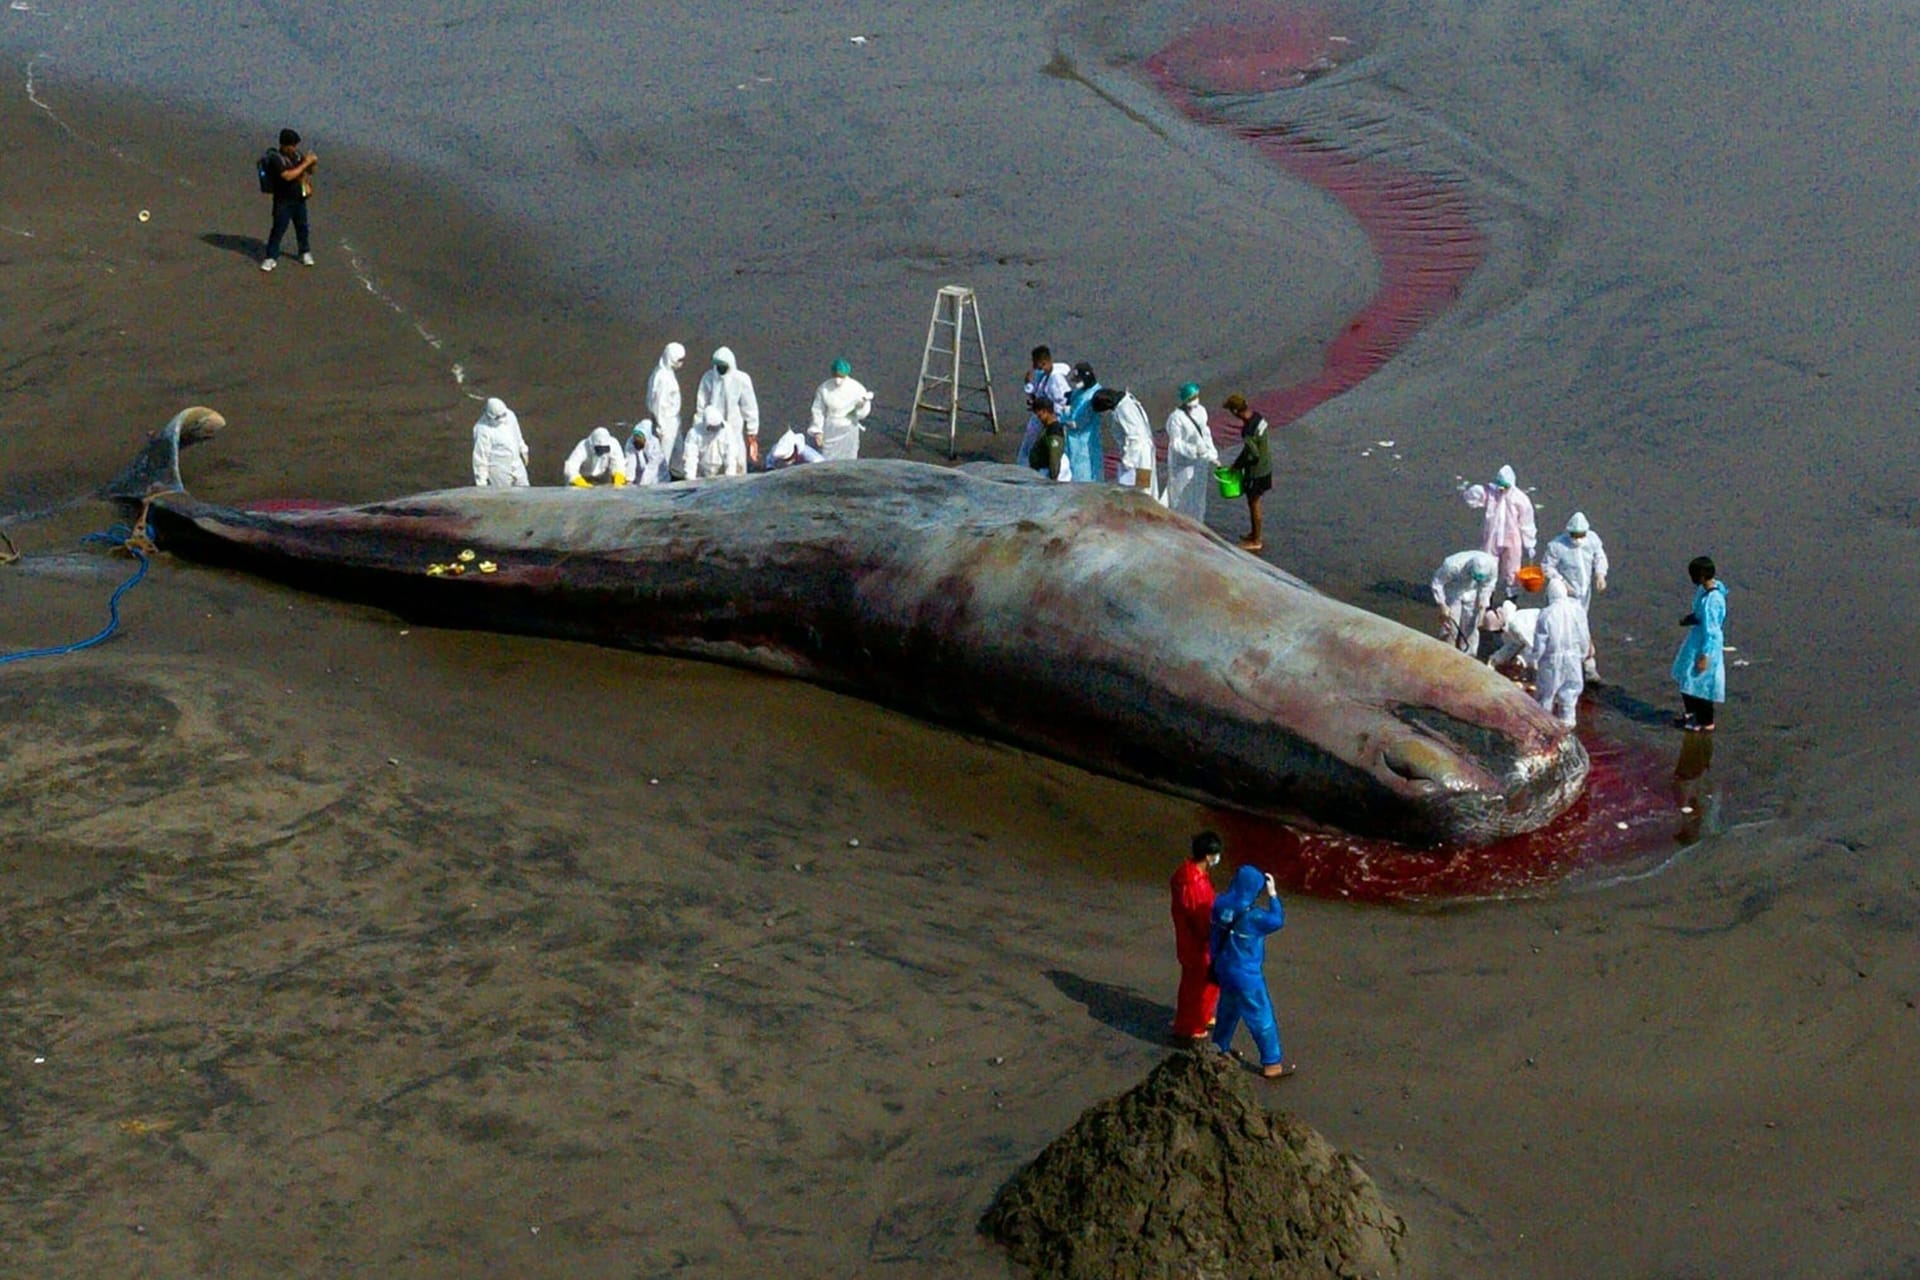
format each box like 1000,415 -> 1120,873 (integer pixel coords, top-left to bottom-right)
766,426 -> 825,469
471,397 -> 530,487
1432,549 -> 1498,654
692,346 -> 759,477
1207,864 -> 1292,1076
625,419 -> 660,486
1528,575 -> 1591,726
1461,464 -> 1538,593
808,359 -> 873,461
1099,387 -> 1158,498
647,342 -> 686,480
563,426 -> 626,486
1483,597 -> 1542,672
1163,386 -> 1218,522
1541,510 -> 1610,678
1063,362 -> 1104,483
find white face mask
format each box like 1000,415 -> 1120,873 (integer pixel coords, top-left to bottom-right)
1206,852 -> 1221,867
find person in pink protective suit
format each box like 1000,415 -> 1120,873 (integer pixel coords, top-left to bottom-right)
1461,463 -> 1538,596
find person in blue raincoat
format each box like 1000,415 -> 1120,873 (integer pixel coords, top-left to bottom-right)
1063,361 -> 1104,483
1671,555 -> 1727,732
1207,864 -> 1296,1078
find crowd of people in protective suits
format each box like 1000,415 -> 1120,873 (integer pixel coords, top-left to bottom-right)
1431,462 -> 1610,727
1432,460 -> 1727,735
469,342 -> 874,490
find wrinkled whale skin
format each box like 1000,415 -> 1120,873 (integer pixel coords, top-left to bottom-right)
120,414 -> 1587,845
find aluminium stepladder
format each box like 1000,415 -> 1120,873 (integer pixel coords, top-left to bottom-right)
904,285 -> 1000,460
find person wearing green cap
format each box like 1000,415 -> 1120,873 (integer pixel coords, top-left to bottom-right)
808,358 -> 874,460
1164,382 -> 1218,522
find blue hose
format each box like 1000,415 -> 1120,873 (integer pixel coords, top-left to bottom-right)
0,526 -> 152,666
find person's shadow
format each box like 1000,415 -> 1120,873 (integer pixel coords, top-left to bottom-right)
1045,969 -> 1174,1048
201,232 -> 266,260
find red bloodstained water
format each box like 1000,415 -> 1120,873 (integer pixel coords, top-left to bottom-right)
1206,723 -> 1699,904
1105,2 -> 1482,474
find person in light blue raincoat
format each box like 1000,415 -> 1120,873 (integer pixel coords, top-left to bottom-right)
1671,554 -> 1727,732
1207,864 -> 1296,1078
1063,361 -> 1104,483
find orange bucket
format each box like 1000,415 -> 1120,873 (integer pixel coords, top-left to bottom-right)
1515,564 -> 1546,593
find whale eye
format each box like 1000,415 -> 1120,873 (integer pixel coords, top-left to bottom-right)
1381,736 -> 1459,790
1393,705 -> 1522,776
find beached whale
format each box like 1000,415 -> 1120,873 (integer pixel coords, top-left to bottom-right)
108,408 -> 1586,846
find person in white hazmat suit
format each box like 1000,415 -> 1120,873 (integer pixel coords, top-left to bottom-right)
808,358 -> 873,460
1540,510 -> 1610,679
471,397 -> 530,487
624,420 -> 661,485
563,426 -> 628,486
765,427 -> 824,469
1528,575 -> 1591,726
1163,382 -> 1218,521
681,404 -> 723,479
692,346 -> 759,476
1095,386 -> 1159,498
646,342 -> 686,480
1431,549 -> 1498,655
1482,597 -> 1542,673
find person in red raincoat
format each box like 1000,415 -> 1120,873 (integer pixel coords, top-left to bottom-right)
1169,831 -> 1224,1041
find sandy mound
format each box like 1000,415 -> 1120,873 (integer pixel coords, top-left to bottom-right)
980,1049 -> 1405,1279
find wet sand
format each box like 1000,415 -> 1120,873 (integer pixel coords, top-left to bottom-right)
5,21 -> 1920,1280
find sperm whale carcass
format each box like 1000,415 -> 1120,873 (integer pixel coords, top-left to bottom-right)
110,409 -> 1587,845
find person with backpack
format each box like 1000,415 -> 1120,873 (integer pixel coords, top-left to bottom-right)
1207,863 -> 1296,1079
259,128 -> 319,272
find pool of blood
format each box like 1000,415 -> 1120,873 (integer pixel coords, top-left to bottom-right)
1100,2 -> 1482,474
1206,722 -> 1711,904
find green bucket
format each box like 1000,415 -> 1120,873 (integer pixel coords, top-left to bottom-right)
1213,466 -> 1244,499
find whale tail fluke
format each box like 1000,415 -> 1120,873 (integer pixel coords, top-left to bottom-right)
101,406 -> 224,506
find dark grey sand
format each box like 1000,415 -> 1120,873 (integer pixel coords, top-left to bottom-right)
3,2 -> 1920,1275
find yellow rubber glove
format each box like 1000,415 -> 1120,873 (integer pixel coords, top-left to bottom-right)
569,475 -> 590,488
611,471 -> 628,487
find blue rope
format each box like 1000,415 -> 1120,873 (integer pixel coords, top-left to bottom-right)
0,526 -> 151,666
